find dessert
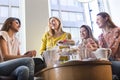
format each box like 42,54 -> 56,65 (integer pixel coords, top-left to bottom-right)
58,39 -> 75,45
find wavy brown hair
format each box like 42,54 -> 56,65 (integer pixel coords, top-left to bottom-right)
97,12 -> 117,28
80,25 -> 98,43
80,25 -> 94,39
1,17 -> 21,31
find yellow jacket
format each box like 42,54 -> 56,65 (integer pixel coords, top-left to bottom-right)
40,32 -> 71,54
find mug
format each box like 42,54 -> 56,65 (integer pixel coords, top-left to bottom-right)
69,54 -> 81,61
93,48 -> 112,60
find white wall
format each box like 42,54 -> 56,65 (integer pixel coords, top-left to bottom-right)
25,0 -> 49,54
19,0 -> 26,54
103,0 -> 120,27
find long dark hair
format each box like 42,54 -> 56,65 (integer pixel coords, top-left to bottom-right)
1,17 -> 21,31
97,12 -> 117,28
80,25 -> 94,39
80,25 -> 98,43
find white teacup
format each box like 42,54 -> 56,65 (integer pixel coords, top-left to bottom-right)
93,48 -> 112,60
69,54 -> 81,61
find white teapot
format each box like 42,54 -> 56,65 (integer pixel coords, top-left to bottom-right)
93,48 -> 112,60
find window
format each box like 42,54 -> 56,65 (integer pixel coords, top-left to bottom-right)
0,0 -> 20,27
0,7 -> 9,18
0,0 -> 25,54
97,0 -> 105,12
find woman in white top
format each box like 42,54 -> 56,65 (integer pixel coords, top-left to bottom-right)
0,17 -> 36,60
0,17 -> 36,80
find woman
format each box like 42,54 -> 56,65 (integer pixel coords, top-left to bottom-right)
78,25 -> 98,59
87,12 -> 120,79
40,17 -> 71,54
0,17 -> 36,60
0,17 -> 43,74
0,52 -> 34,80
96,12 -> 120,61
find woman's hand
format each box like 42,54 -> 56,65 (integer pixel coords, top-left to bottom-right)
86,38 -> 98,51
23,50 -> 36,57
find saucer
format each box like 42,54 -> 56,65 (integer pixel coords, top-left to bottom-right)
82,58 -> 97,61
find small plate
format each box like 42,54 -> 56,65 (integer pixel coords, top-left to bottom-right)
82,58 -> 97,61
67,59 -> 81,62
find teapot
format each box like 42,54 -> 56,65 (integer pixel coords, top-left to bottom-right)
93,48 -> 112,60
43,49 -> 60,66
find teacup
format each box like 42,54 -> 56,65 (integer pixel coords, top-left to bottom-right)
93,48 -> 112,60
69,54 -> 81,61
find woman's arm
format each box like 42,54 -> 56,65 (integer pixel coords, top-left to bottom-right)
0,36 -> 22,60
110,31 -> 120,55
86,38 -> 98,51
0,36 -> 35,60
40,33 -> 47,55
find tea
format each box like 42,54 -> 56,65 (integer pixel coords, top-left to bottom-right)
59,55 -> 69,61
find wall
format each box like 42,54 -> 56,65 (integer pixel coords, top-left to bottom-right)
103,0 -> 120,27
19,0 -> 26,54
25,0 -> 49,54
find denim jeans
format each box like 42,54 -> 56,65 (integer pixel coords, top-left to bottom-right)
0,57 -> 34,80
111,61 -> 120,79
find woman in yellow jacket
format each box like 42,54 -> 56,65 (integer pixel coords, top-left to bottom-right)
40,17 -> 71,54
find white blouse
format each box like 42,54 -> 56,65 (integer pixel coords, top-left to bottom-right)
0,31 -> 20,56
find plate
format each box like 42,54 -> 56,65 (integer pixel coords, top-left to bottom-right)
65,59 -> 81,63
82,58 -> 97,61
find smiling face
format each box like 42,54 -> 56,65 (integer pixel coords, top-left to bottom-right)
80,27 -> 88,39
49,17 -> 60,30
96,15 -> 107,28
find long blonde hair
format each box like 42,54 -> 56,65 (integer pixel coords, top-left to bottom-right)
48,17 -> 64,38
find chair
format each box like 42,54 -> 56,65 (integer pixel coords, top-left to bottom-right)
0,76 -> 16,80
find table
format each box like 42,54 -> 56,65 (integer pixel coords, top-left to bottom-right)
35,60 -> 112,80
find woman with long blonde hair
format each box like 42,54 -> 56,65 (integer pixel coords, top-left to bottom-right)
40,17 -> 71,54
